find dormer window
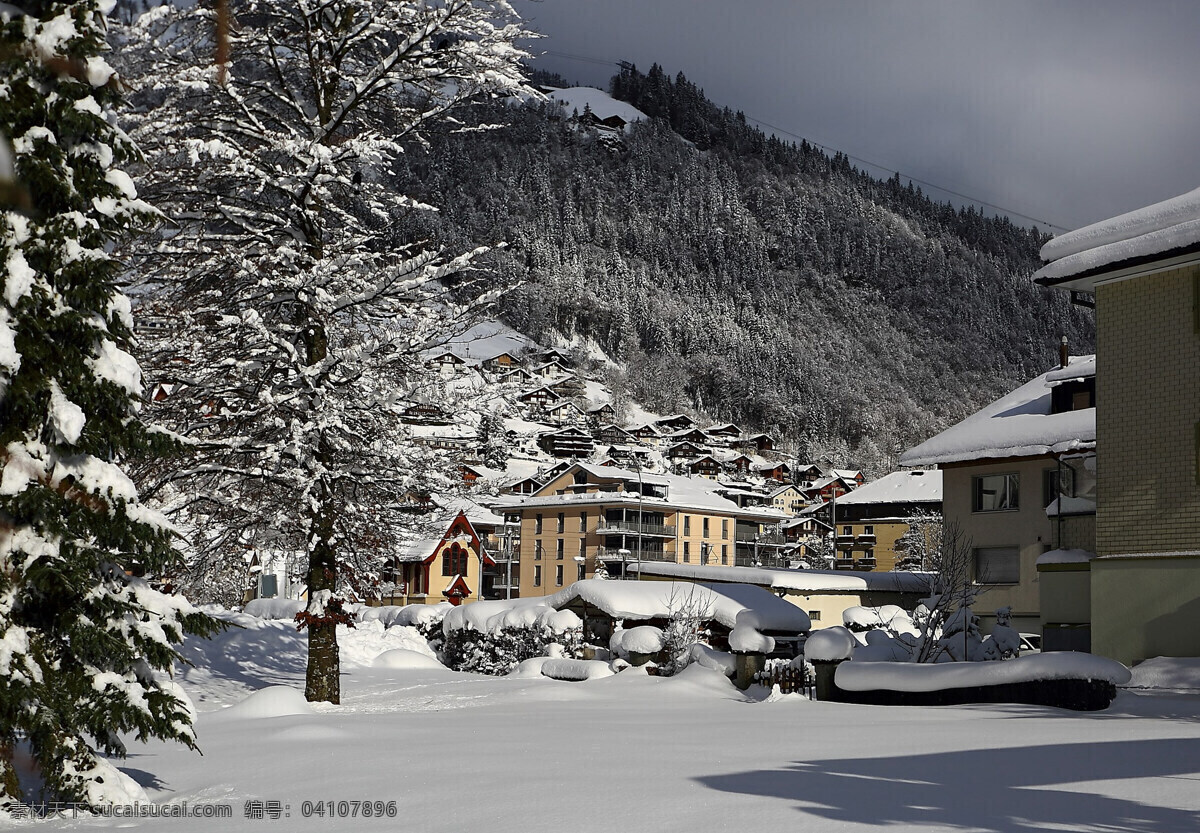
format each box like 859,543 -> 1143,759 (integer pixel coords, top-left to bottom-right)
1051,377 -> 1095,413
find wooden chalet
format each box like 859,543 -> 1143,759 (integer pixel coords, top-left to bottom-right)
499,367 -> 536,385
655,414 -> 698,433
547,400 -> 585,424
744,433 -> 775,453
425,350 -> 465,371
586,403 -> 617,423
481,351 -> 522,373
519,386 -> 561,408
627,422 -> 663,445
722,453 -> 754,475
532,359 -> 572,381
806,475 -> 854,502
666,440 -> 707,461
536,427 -> 594,459
685,455 -> 722,478
705,422 -> 742,443
754,461 -> 793,483
594,423 -> 635,445
400,403 -> 449,425
506,476 -> 543,495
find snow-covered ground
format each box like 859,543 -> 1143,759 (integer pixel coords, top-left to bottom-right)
15,614 -> 1200,831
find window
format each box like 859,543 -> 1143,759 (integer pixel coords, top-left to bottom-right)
556,539 -> 564,560
535,514 -> 543,534
579,538 -> 586,557
535,541 -> 542,561
683,515 -> 691,536
555,565 -> 563,586
534,566 -> 542,587
974,547 -> 1020,584
556,513 -> 565,533
721,544 -> 728,564
808,610 -> 821,621
683,542 -> 691,563
721,519 -> 729,539
842,525 -> 852,535
702,518 -> 710,538
580,511 -> 588,531
1042,467 -> 1063,508
864,525 -> 873,535
972,473 -> 1019,512
259,575 -> 278,598
577,564 -> 585,582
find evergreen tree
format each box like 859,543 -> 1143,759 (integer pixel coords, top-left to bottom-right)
0,0 -> 218,807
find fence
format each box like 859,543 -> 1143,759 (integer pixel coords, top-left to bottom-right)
753,661 -> 815,698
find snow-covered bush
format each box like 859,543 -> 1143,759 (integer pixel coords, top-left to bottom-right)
441,609 -> 584,675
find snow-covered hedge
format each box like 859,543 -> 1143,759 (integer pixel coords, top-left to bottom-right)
243,598 -> 305,620
441,604 -> 584,675
835,652 -> 1132,692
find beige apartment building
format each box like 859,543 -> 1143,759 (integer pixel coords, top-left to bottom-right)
901,357 -> 1097,637
510,462 -> 790,598
1035,187 -> 1200,664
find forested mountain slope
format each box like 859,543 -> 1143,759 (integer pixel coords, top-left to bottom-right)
383,66 -> 1092,470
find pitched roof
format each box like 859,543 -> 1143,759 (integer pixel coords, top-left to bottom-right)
900,357 -> 1096,466
1035,185 -> 1200,287
831,470 -> 942,506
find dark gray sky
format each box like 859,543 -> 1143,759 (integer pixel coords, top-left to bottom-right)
513,0 -> 1200,233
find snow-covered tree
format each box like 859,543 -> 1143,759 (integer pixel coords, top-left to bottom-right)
114,0 -> 535,703
894,508 -> 943,572
0,0 -> 218,807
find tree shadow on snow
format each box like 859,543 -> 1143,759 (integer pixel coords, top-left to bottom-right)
696,738 -> 1200,832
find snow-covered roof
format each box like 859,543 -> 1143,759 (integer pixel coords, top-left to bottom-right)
900,358 -> 1096,466
519,463 -> 787,520
832,470 -> 942,506
396,537 -> 442,562
627,561 -> 933,594
1035,186 -> 1200,286
1036,548 -> 1096,566
547,87 -> 647,130
434,497 -> 506,529
546,579 -> 810,632
1044,356 -> 1097,386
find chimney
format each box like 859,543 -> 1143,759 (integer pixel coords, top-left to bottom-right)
1059,335 -> 1069,369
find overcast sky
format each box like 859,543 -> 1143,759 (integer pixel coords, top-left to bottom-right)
513,0 -> 1200,233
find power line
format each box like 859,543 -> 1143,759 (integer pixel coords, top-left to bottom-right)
533,48 -> 1073,232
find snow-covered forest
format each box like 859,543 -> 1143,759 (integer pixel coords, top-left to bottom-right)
387,64 -> 1095,466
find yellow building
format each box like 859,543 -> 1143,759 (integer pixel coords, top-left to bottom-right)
387,511 -> 496,606
826,470 -> 942,573
1035,187 -> 1200,664
510,462 -> 790,597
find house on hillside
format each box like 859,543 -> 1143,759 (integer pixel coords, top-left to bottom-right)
536,427 -> 594,459
805,475 -> 853,502
594,423 -> 636,446
655,414 -> 698,433
586,403 -> 617,425
742,433 -> 775,453
769,484 -> 808,516
705,423 -> 742,445
666,440 -> 708,462
518,386 -> 561,409
901,350 -> 1096,639
627,422 -> 663,447
1033,185 -> 1200,663
684,455 -> 722,479
481,351 -> 522,373
425,349 -> 465,372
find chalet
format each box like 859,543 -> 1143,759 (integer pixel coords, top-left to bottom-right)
594,423 -> 636,445
536,347 -> 570,364
684,455 -> 722,479
627,422 -> 663,446
599,444 -> 652,468
481,351 -> 522,373
548,374 -> 584,396
498,367 -> 536,386
388,512 -> 496,606
459,464 -> 505,487
769,484 -> 808,516
425,350 -> 465,371
666,440 -> 707,461
546,400 -> 585,425
743,433 -> 775,453
830,468 -> 866,487
655,414 -> 698,433
806,475 -> 853,502
536,427 -> 594,459
1029,185 -> 1200,663
506,476 -> 543,495
532,359 -> 572,381
705,423 -> 742,445
794,463 -> 826,485
518,386 -> 561,408
720,453 -> 754,475
586,403 -> 617,424
665,427 -> 713,446
753,461 -> 793,483
400,403 -> 449,425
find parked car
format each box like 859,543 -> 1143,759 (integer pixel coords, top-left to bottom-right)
1019,633 -> 1042,655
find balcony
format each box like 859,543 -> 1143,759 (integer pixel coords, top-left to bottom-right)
856,534 -> 877,546
834,557 -> 856,570
596,520 -> 677,538
596,546 -> 676,564
835,534 -> 855,550
736,531 -> 786,545
855,558 -> 877,571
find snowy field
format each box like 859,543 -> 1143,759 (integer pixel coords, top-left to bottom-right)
12,613 -> 1200,832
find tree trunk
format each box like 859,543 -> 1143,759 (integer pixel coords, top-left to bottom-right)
0,741 -> 20,803
304,520 -> 340,704
302,316 -> 340,704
